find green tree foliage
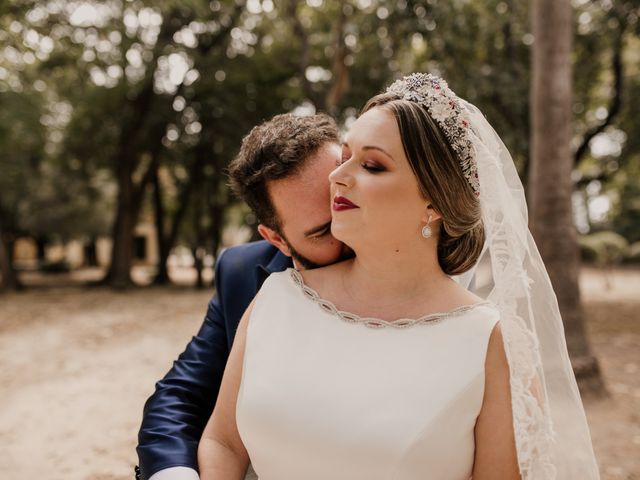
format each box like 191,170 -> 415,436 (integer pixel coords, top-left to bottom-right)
0,90 -> 47,233
1,0 -> 639,289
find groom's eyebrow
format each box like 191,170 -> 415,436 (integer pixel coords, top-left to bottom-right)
304,220 -> 332,237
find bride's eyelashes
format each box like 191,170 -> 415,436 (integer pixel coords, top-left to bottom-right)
361,162 -> 385,173
338,147 -> 385,173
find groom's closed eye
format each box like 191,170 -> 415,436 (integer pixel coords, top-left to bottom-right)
304,221 -> 332,239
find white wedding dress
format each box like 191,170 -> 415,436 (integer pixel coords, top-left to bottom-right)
236,268 -> 500,480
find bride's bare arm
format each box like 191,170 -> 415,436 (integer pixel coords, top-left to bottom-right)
198,301 -> 254,480
472,322 -> 521,480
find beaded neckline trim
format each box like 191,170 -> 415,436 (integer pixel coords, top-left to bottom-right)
288,268 -> 491,330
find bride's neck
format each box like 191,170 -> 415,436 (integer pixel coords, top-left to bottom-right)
343,241 -> 449,301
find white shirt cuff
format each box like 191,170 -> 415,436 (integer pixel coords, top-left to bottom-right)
148,466 -> 200,480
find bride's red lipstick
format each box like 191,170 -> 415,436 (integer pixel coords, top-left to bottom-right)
333,195 -> 359,211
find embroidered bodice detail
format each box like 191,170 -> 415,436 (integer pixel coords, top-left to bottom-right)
288,268 -> 491,329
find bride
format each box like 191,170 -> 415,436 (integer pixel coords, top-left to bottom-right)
197,73 -> 599,479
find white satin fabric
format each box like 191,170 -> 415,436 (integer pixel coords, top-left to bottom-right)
236,269 -> 500,480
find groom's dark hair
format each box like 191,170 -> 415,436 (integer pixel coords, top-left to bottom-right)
228,113 -> 340,233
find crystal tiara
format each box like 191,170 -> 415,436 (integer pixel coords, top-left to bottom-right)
386,73 -> 479,196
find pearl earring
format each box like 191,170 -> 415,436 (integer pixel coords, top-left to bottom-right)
421,214 -> 433,239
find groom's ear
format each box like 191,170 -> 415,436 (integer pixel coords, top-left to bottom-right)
257,224 -> 292,258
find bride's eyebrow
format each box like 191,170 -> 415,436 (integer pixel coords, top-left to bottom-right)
362,145 -> 395,162
341,141 -> 394,162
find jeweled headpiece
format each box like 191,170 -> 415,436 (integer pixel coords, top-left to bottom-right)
386,73 -> 479,196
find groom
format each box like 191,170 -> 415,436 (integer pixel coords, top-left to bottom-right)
136,113 -> 348,480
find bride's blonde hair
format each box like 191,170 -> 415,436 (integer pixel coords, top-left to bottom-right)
362,93 -> 485,276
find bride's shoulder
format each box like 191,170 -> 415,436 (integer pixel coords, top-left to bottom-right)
294,260 -> 350,289
447,281 -> 489,310
261,268 -> 295,289
262,262 -> 344,291
445,283 -> 500,325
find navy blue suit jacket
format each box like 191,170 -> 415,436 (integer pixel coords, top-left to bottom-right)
136,241 -> 292,480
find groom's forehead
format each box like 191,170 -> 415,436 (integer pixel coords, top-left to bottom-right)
270,148 -> 336,194
267,141 -> 337,217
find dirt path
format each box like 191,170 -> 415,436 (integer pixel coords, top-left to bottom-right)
0,267 -> 638,479
580,267 -> 640,479
0,284 -> 211,479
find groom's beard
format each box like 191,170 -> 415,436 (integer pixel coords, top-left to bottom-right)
285,241 -> 325,270
285,241 -> 355,270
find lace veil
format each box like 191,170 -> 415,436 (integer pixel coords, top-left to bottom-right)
453,99 -> 600,479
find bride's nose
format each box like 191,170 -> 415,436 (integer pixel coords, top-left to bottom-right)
329,161 -> 354,189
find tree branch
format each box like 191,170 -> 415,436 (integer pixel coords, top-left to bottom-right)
285,0 -> 319,109
325,6 -> 350,114
128,2 -> 246,214
574,18 -> 625,167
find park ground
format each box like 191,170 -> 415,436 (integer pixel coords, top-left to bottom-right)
0,266 -> 638,479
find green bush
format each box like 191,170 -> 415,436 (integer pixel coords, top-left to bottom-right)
624,241 -> 640,264
578,231 -> 629,265
578,237 -> 599,262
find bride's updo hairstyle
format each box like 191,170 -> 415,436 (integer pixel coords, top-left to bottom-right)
361,91 -> 485,276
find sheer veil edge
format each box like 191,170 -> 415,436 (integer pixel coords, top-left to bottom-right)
455,100 -> 600,479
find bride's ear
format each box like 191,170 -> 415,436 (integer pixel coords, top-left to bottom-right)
422,202 -> 442,224
257,224 -> 292,257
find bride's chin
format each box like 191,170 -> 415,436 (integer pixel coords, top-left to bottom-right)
330,222 -> 355,244
331,227 -> 368,256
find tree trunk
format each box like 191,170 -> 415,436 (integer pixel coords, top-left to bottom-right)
35,236 -> 47,263
209,206 -> 225,289
153,145 -> 208,285
193,186 -> 206,290
84,236 -> 98,267
192,246 -> 204,289
209,203 -> 224,264
0,230 -> 20,291
152,167 -> 199,285
104,136 -> 161,288
529,0 -> 605,395
105,161 -> 136,289
152,167 -> 170,285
